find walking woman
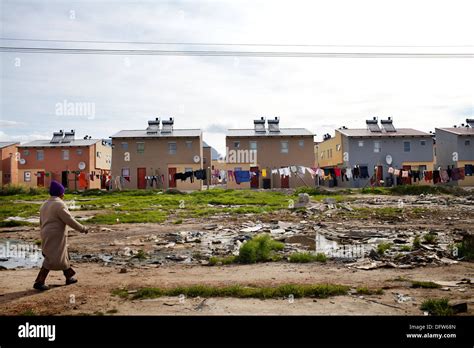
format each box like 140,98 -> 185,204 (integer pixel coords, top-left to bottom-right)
33,181 -> 89,291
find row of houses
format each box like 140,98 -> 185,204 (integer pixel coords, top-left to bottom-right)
1,117 -> 473,190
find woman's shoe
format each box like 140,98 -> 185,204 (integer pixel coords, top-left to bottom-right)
65,277 -> 78,285
33,282 -> 49,291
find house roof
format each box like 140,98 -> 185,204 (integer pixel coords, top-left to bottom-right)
18,139 -> 101,148
226,128 -> 314,137
337,128 -> 431,138
202,141 -> 221,160
111,129 -> 202,138
436,127 -> 474,136
0,141 -> 19,149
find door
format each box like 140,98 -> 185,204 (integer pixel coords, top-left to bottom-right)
250,166 -> 259,189
281,170 -> 289,188
402,165 -> 412,185
168,167 -> 177,188
137,168 -> 146,189
37,171 -> 45,187
62,171 -> 68,187
376,165 -> 383,184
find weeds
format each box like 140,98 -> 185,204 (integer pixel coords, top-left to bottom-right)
377,242 -> 392,255
356,287 -> 384,295
423,233 -> 438,244
237,234 -> 284,264
288,252 -> 327,263
420,298 -> 454,316
411,281 -> 441,289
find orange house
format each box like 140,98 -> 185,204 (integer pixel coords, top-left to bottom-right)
0,142 -> 19,186
17,130 -> 111,190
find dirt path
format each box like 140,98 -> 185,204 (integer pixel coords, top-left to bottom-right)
1,261 -> 472,315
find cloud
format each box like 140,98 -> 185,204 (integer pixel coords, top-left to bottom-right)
0,120 -> 25,127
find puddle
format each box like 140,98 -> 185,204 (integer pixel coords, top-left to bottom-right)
0,239 -> 44,269
5,216 -> 40,224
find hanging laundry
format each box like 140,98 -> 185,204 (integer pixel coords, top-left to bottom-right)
194,169 -> 207,180
459,167 -> 465,180
271,169 -> 278,175
412,171 -> 420,182
388,167 -> 394,174
261,169 -> 267,177
440,170 -> 450,183
424,171 -> 433,182
297,166 -> 306,175
345,168 -> 353,179
282,167 -> 291,177
360,166 -> 369,178
227,170 -> 235,181
433,170 -> 440,184
334,168 -> 341,177
394,169 -> 400,176
353,166 -> 360,178
402,171 -> 409,178
234,170 -> 251,184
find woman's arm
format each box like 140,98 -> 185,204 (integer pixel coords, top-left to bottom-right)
57,204 -> 88,233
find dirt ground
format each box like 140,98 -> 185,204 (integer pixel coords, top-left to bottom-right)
0,193 -> 473,315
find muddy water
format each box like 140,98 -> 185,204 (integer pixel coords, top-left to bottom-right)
0,239 -> 44,269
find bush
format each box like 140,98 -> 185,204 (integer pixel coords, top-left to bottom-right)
423,233 -> 438,244
420,298 -> 454,316
289,252 -> 327,263
377,242 -> 392,255
0,185 -> 47,196
237,234 -> 284,264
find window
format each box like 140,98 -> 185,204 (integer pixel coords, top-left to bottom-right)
330,149 -> 333,158
23,150 -> 30,156
24,171 -> 31,182
403,141 -> 411,152
137,142 -> 145,154
121,142 -> 128,150
186,141 -> 193,149
97,151 -> 102,158
62,150 -> 69,160
234,141 -> 240,148
336,144 -> 341,151
420,140 -> 426,146
358,141 -> 364,147
249,141 -> 257,150
280,141 -> 289,153
76,149 -> 83,155
36,150 -> 44,160
466,140 -> 471,146
168,142 -> 177,155
185,168 -> 193,173
298,139 -> 304,147
374,141 -> 381,153
121,168 -> 130,177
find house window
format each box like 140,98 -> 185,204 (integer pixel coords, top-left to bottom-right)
97,151 -> 102,158
23,150 -> 30,156
336,144 -> 341,151
186,141 -> 193,149
24,171 -> 31,182
137,142 -> 145,154
330,149 -> 333,158
76,149 -> 83,155
249,141 -> 257,150
36,150 -> 44,161
121,142 -> 128,150
298,139 -> 304,147
466,140 -> 471,146
280,141 -> 289,154
234,141 -> 240,148
420,140 -> 426,146
168,142 -> 177,155
374,141 -> 381,153
358,141 -> 364,147
121,168 -> 130,177
403,141 -> 411,152
62,150 -> 69,160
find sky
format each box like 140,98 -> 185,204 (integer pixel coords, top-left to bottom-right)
1,0 -> 473,155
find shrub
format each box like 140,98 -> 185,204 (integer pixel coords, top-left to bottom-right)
289,252 -> 327,263
420,298 -> 454,316
237,234 -> 284,264
377,242 -> 392,255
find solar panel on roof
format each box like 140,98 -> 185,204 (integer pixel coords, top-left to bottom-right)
467,119 -> 474,128
381,119 -> 396,132
366,119 -> 381,132
50,132 -> 63,144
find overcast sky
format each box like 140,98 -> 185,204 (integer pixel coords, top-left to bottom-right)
1,0 -> 473,154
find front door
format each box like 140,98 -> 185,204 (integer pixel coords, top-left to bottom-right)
61,171 -> 68,187
37,171 -> 45,187
250,166 -> 259,189
402,165 -> 412,185
376,165 -> 383,184
137,168 -> 146,189
281,171 -> 289,188
168,167 -> 177,188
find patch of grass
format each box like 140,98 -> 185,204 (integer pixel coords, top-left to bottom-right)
295,187 -> 352,196
377,242 -> 392,255
237,234 -> 284,264
0,220 -> 30,227
390,276 -> 409,282
420,298 -> 454,316
411,280 -> 441,289
173,219 -> 183,224
413,236 -> 422,249
208,255 -> 237,266
128,283 -> 350,300
19,309 -> 36,316
34,239 -> 42,246
455,238 -> 474,261
400,245 -> 412,252
423,233 -> 438,244
0,184 -> 47,196
111,288 -> 129,298
132,249 -> 148,260
360,187 -> 390,195
356,286 -> 384,295
288,252 -> 327,263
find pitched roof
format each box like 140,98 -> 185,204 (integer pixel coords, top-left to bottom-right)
436,127 -> 474,136
18,139 -> 101,148
0,141 -> 19,149
337,128 -> 431,138
226,128 -> 314,137
111,129 -> 202,138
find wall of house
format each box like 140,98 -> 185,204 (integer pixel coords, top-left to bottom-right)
435,129 -> 458,168
316,131 -> 343,168
457,160 -> 474,186
1,144 -> 19,186
93,141 -> 112,170
225,135 -> 315,189
111,135 -> 203,190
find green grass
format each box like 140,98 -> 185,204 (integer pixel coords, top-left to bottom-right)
411,280 -> 441,289
111,288 -> 129,298
377,242 -> 392,255
0,184 -> 47,196
208,255 -> 237,265
420,298 -> 454,316
237,234 -> 284,264
356,286 -> 384,295
400,245 -> 412,252
19,309 -> 37,316
288,252 -> 327,263
117,283 -> 350,300
455,239 -> 474,261
413,236 -> 422,249
423,233 -> 438,244
132,249 -> 148,260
